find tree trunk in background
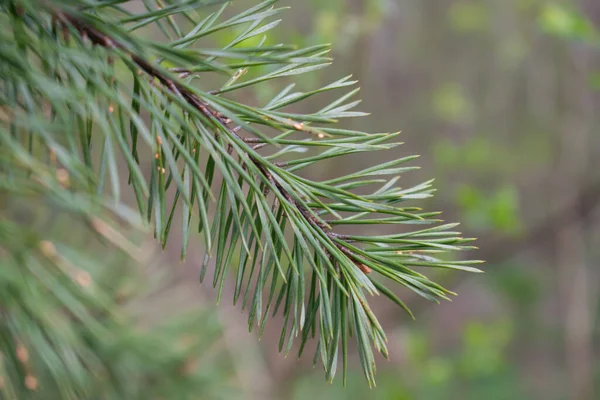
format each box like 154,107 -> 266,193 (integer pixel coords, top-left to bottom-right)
582,0 -> 600,27
555,44 -> 595,400
347,0 -> 368,134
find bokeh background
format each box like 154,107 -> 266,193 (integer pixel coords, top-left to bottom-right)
145,1 -> 600,399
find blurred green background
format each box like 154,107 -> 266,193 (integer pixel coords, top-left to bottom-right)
147,1 -> 600,399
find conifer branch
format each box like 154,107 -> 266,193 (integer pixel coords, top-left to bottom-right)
56,8 -> 370,276
1,0 -> 482,388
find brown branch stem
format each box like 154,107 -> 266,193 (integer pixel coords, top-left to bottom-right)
56,10 -> 364,269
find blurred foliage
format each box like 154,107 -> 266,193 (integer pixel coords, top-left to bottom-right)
432,82 -> 473,124
539,2 -> 598,43
0,193 -> 235,399
455,184 -> 521,235
448,2 -> 490,34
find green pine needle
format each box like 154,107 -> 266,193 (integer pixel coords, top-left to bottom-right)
0,0 -> 482,391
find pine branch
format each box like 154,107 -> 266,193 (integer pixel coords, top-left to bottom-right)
1,0 -> 482,389
55,9 -> 373,280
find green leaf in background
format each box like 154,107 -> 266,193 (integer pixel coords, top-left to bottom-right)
589,71 -> 600,91
456,184 -> 521,235
448,1 -> 490,33
539,3 -> 598,43
460,320 -> 513,378
433,82 -> 473,124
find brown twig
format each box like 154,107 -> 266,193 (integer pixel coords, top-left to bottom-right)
55,10 -> 366,270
